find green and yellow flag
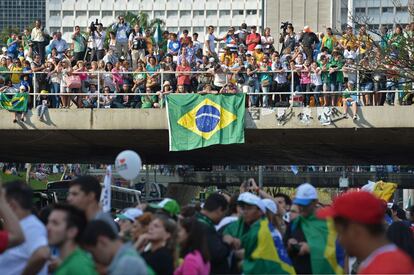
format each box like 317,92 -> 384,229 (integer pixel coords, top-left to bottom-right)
0,92 -> 28,112
293,215 -> 344,274
166,94 -> 245,151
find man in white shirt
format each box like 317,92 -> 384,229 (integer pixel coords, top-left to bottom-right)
31,19 -> 46,62
0,181 -> 49,275
204,25 -> 223,60
91,23 -> 106,61
192,33 -> 202,53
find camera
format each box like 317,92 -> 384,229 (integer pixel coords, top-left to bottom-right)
90,19 -> 100,33
280,21 -> 290,33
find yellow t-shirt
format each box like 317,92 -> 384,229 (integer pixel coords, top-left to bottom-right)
10,66 -> 23,84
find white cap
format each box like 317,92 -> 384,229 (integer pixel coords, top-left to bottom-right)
19,85 -> 26,90
116,208 -> 143,222
1,47 -> 6,52
238,192 -> 266,213
293,183 -> 318,206
208,57 -> 215,63
254,44 -> 262,50
262,198 -> 277,214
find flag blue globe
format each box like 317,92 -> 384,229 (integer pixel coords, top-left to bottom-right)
195,105 -> 221,133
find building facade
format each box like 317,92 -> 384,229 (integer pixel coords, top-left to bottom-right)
0,0 -> 46,31
46,0 -> 263,42
341,0 -> 413,31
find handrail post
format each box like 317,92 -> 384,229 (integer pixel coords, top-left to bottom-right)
33,72 -> 37,109
291,69 -> 294,101
97,71 -> 100,108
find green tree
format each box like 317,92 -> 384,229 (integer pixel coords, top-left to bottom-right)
0,27 -> 20,46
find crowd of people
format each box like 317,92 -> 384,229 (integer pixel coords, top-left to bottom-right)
0,18 -> 413,121
0,175 -> 414,274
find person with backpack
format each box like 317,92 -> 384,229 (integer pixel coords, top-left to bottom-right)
129,24 -> 146,70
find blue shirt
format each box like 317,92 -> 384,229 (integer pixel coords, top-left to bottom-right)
112,23 -> 130,43
168,40 -> 181,54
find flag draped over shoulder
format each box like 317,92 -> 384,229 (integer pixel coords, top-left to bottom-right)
166,94 -> 245,151
0,92 -> 28,112
294,215 -> 344,274
153,22 -> 162,45
242,218 -> 296,275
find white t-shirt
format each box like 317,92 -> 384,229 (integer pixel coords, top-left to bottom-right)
0,215 -> 48,275
92,31 -> 106,50
205,33 -> 216,54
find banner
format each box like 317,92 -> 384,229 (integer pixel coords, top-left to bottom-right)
0,92 -> 28,112
100,165 -> 112,213
362,180 -> 397,202
166,94 -> 245,151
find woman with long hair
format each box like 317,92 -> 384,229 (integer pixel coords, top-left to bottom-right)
136,214 -> 177,275
175,217 -> 210,275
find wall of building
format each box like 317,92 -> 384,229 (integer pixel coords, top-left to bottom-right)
46,0 -> 263,43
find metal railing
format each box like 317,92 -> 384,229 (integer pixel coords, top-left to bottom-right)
0,69 -> 412,109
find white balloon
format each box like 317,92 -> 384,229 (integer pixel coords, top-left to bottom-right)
115,150 -> 142,180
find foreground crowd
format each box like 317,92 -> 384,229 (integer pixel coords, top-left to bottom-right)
0,176 -> 414,274
0,18 -> 413,121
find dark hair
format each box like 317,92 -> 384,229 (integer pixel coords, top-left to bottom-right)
82,220 -> 118,246
193,32 -> 198,37
203,193 -> 228,212
227,193 -> 240,215
154,214 -> 177,251
274,193 -> 292,206
391,204 -> 407,220
387,221 -> 414,261
179,217 -> 210,263
4,180 -> 33,210
53,203 -> 87,243
69,176 -> 101,202
334,216 -> 385,236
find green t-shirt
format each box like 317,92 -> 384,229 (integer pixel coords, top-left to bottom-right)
328,59 -> 344,83
55,247 -> 97,275
73,34 -> 87,53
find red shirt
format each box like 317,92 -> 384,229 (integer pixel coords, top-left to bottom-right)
176,65 -> 191,85
0,231 -> 8,253
358,244 -> 414,274
246,33 -> 261,52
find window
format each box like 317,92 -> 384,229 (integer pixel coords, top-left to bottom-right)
62,11 -> 73,17
63,27 -> 72,33
355,7 -> 366,14
247,10 -> 257,15
180,10 -> 191,18
206,10 -> 217,18
167,10 -> 178,18
382,7 -> 394,14
368,24 -> 379,31
154,10 -> 165,18
75,11 -> 87,17
102,11 -> 113,17
234,10 -> 244,16
396,6 -> 408,13
193,26 -> 204,34
194,10 -> 204,16
50,27 -> 60,34
50,10 -> 60,17
219,10 -> 230,17
89,11 -> 100,17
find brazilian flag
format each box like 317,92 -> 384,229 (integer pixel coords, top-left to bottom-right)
166,94 -> 245,151
0,92 -> 28,112
292,215 -> 345,274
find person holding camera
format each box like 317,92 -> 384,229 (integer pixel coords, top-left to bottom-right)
279,23 -> 296,53
89,22 -> 105,62
112,16 -> 131,58
129,24 -> 146,70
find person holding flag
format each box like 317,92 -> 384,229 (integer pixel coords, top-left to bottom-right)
317,191 -> 414,274
285,183 -> 344,274
224,192 -> 296,274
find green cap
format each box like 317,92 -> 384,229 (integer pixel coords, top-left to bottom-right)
150,198 -> 180,216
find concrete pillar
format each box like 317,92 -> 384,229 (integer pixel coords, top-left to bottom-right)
347,0 -> 354,28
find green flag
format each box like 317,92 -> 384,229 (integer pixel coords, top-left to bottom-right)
153,22 -> 162,45
293,215 -> 344,274
0,92 -> 28,112
166,94 -> 245,151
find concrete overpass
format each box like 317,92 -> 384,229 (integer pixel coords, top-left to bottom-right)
1,106 -> 414,165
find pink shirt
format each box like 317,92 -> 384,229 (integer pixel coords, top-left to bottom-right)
174,250 -> 210,275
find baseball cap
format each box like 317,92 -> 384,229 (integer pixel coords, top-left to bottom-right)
255,44 -> 262,50
150,198 -> 180,216
116,208 -> 143,222
316,191 -> 386,224
238,192 -> 266,213
19,85 -> 26,91
1,47 -> 6,52
293,183 -> 318,206
262,198 -> 277,214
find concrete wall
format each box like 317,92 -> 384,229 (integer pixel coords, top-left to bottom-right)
2,106 -> 414,130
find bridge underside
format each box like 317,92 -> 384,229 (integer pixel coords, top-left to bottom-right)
2,127 -> 414,165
